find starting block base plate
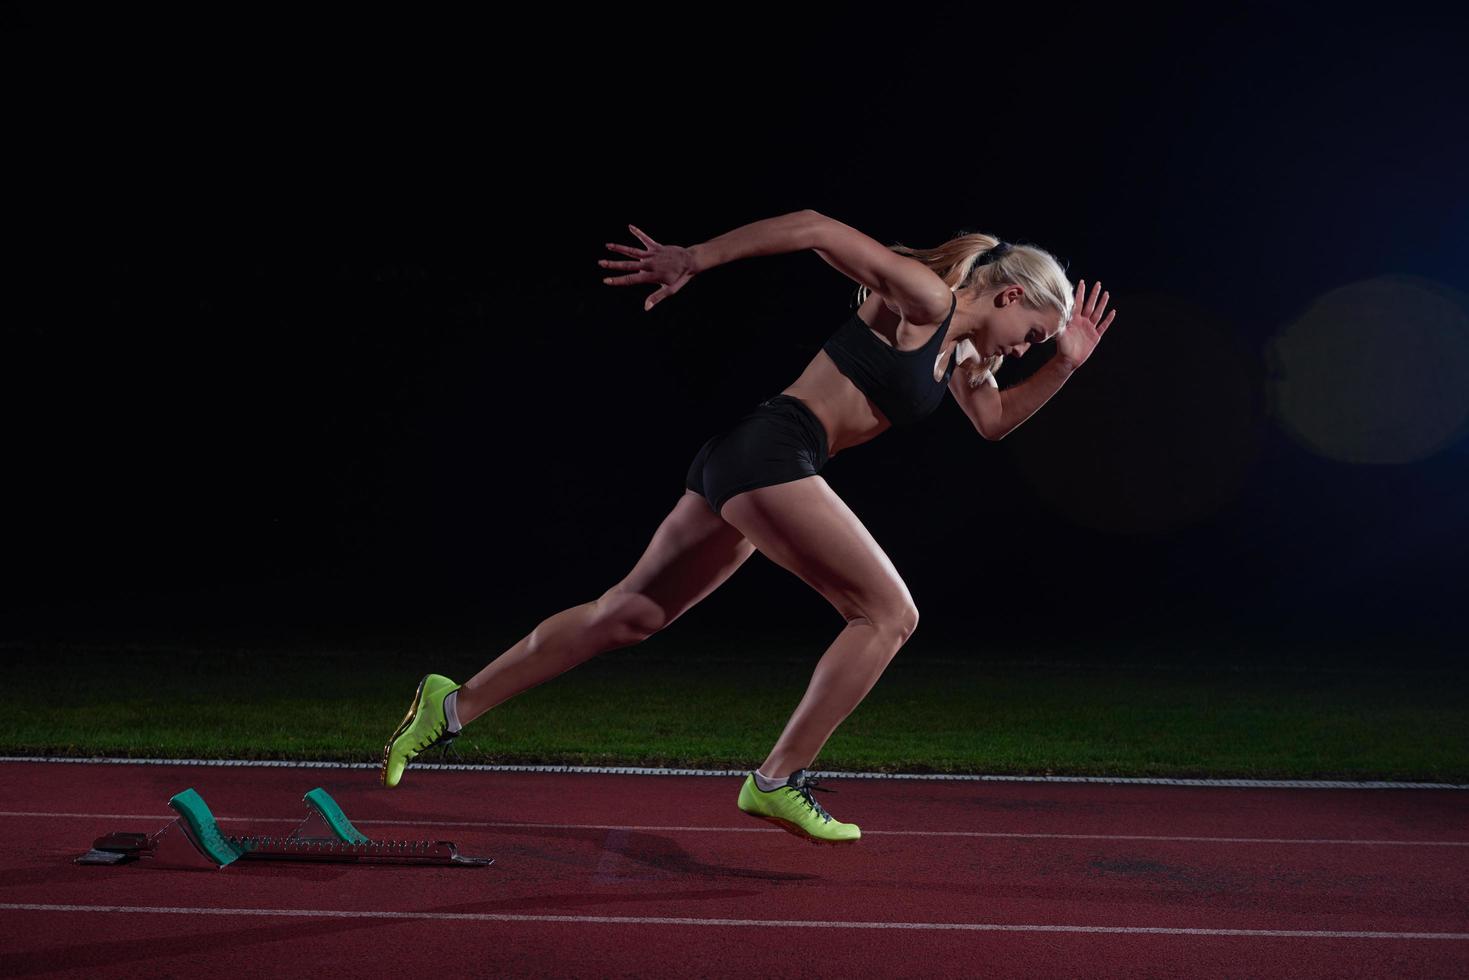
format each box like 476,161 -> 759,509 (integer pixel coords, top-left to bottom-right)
76,787 -> 493,869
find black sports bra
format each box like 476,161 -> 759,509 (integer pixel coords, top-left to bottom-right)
821,292 -> 957,427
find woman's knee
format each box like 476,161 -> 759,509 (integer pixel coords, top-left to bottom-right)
591,587 -> 671,647
848,599 -> 919,643
897,602 -> 920,640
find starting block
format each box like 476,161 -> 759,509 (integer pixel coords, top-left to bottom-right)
76,786 -> 493,869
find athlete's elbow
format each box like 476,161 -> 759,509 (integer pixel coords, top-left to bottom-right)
800,209 -> 833,250
976,412 -> 1008,440
973,411 -> 1006,440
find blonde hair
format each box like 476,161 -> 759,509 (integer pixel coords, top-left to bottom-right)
855,230 -> 1074,388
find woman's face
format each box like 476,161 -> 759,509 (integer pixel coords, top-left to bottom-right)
980,286 -> 1059,360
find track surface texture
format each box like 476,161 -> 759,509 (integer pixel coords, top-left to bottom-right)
2,762 -> 1466,978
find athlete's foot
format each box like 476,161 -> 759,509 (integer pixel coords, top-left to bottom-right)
381,673 -> 461,788
736,769 -> 861,844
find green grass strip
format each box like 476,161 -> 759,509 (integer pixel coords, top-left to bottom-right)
4,641 -> 1465,781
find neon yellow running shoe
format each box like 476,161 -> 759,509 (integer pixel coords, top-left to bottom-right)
737,769 -> 861,845
381,673 -> 461,788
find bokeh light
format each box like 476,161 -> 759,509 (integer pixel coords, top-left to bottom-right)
1266,276 -> 1469,464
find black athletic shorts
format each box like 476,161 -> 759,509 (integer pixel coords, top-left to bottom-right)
685,394 -> 831,516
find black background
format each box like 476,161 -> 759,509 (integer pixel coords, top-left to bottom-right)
5,4 -> 1467,662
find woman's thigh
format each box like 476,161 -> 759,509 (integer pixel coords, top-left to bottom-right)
596,490 -> 758,640
719,476 -> 919,634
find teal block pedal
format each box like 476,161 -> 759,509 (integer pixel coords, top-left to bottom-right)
166,788 -> 250,868
300,788 -> 370,844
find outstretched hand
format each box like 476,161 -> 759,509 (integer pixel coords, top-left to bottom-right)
1055,279 -> 1117,371
598,224 -> 697,312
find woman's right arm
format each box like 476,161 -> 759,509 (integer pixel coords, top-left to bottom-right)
602,211 -> 824,312
688,209 -> 825,274
602,209 -> 944,318
803,211 -> 952,326
693,209 -> 951,327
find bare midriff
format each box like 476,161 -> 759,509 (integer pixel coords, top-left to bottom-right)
779,349 -> 892,458
779,289 -> 959,458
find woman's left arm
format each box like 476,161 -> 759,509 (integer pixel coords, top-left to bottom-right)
988,358 -> 1079,440
963,279 -> 1116,441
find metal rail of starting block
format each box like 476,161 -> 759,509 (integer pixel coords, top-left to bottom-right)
76,786 -> 493,869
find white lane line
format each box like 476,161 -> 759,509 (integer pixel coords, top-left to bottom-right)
1,903 -> 1465,940
2,757 -> 1463,790
3,810 -> 1466,847
866,831 -> 1469,847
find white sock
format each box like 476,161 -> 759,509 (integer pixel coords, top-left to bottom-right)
444,690 -> 463,733
753,769 -> 788,792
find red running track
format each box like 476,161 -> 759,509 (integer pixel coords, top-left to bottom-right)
1,762 -> 1466,978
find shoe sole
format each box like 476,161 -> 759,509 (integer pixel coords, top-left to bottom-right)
739,807 -> 860,846
380,674 -> 431,788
